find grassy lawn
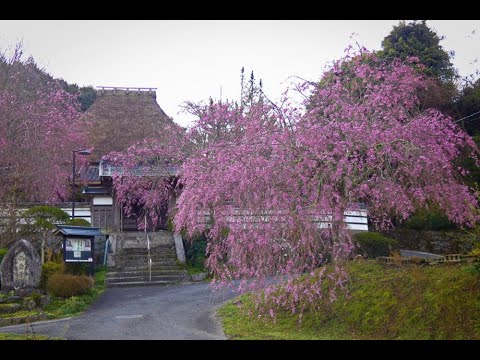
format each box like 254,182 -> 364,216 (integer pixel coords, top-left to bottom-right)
0,310 -> 40,319
43,265 -> 108,319
0,332 -> 55,340
218,261 -> 480,340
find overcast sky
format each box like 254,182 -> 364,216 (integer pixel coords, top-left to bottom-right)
0,20 -> 479,127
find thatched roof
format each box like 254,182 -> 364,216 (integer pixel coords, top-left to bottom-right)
82,87 -> 177,161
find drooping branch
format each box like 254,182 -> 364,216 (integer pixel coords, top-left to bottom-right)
174,50 -> 479,317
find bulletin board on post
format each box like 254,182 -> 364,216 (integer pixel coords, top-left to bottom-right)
64,237 -> 94,263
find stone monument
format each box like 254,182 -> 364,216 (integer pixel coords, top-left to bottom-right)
0,239 -> 42,295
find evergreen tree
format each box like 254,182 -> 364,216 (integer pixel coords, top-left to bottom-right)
380,20 -> 456,82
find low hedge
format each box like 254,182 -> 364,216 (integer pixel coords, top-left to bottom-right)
353,232 -> 399,259
46,274 -> 94,298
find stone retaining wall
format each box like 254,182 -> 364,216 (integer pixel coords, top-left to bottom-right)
384,229 -> 479,254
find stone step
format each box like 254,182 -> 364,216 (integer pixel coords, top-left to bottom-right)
115,259 -> 177,266
119,247 -> 176,255
113,261 -> 180,268
110,263 -> 183,270
115,251 -> 177,259
115,252 -> 177,258
0,303 -> 22,314
105,280 -> 180,288
114,231 -> 173,236
114,265 -> 184,272
118,235 -> 173,239
115,261 -> 177,266
115,254 -> 177,260
115,255 -> 177,263
119,242 -> 175,248
116,235 -> 174,243
116,253 -> 176,258
0,312 -> 47,327
107,269 -> 187,277
106,275 -> 189,284
116,257 -> 177,263
118,250 -> 175,253
0,296 -> 22,304
106,273 -> 187,280
116,231 -> 173,235
118,244 -> 174,251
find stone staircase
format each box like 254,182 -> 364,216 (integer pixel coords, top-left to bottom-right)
105,231 -> 189,288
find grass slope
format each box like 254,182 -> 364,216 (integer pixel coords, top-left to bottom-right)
218,261 -> 480,340
0,333 -> 52,340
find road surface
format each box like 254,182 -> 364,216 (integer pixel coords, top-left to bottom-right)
0,282 -> 237,340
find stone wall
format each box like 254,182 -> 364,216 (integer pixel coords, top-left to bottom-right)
385,229 -> 479,254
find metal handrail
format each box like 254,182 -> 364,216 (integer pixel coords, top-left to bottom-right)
147,234 -> 151,282
149,258 -> 152,282
103,237 -> 109,266
145,216 -> 152,282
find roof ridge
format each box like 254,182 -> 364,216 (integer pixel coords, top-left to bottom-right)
96,87 -> 157,97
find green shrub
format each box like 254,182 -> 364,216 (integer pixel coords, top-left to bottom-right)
60,296 -> 89,315
184,233 -> 207,269
402,208 -> 455,231
30,292 -> 43,307
64,263 -> 89,276
0,248 -> 7,264
40,261 -> 64,290
166,217 -> 174,232
48,250 -> 64,264
469,260 -> 480,277
65,218 -> 91,227
46,274 -> 94,298
353,232 -> 399,259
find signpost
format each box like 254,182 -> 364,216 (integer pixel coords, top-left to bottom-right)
54,225 -> 104,277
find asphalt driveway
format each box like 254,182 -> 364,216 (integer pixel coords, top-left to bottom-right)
0,282 -> 237,340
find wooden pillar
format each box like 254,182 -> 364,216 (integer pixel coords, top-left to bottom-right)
112,193 -> 121,232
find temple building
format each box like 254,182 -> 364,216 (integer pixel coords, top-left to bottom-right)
78,87 -> 181,232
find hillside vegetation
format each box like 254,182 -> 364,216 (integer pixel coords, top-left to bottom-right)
218,261 -> 480,340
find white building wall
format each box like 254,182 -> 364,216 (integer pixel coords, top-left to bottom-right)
92,196 -> 113,206
60,207 -> 92,223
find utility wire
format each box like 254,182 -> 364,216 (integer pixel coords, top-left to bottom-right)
457,115 -> 480,125
455,110 -> 480,123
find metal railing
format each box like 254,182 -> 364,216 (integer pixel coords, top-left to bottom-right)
103,237 -> 109,266
145,216 -> 152,282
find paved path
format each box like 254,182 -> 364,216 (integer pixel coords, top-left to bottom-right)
400,250 -> 445,259
0,282 -> 237,340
